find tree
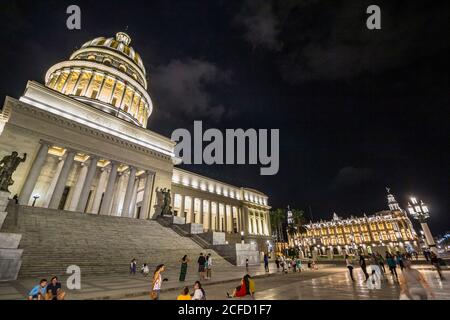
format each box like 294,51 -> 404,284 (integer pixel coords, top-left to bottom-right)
270,208 -> 286,243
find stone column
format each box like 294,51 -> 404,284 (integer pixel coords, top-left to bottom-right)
141,171 -> 154,219
99,161 -> 119,215
110,172 -> 124,215
208,201 -> 213,231
199,199 -> 204,226
242,207 -> 249,235
266,211 -> 271,236
129,177 -> 139,218
68,162 -> 88,211
19,142 -> 50,205
223,205 -> 228,233
189,197 -> 195,224
234,207 -> 239,233
76,156 -> 98,212
43,156 -> 64,208
180,195 -> 185,218
48,150 -> 76,209
122,166 -> 137,217
90,167 -> 108,214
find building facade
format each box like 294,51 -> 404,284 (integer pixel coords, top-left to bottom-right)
0,32 -> 270,248
290,190 -> 419,257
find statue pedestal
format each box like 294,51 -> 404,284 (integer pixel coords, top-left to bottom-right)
0,191 -> 23,281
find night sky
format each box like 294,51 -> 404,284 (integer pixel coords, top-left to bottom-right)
0,1 -> 448,234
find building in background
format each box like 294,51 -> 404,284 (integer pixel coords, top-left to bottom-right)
290,189 -> 419,258
0,32 -> 271,251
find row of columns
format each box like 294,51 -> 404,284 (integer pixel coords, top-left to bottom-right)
173,194 -> 244,234
18,141 -> 155,219
248,211 -> 270,236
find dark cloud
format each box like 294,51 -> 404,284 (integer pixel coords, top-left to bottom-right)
234,0 -> 282,51
330,166 -> 376,190
234,0 -> 450,83
150,59 -> 232,126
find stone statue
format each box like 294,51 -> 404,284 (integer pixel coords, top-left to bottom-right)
0,152 -> 27,192
155,187 -> 173,216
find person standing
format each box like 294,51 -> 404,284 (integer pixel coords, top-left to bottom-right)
275,256 -> 280,271
206,253 -> 213,279
179,255 -> 189,282
386,252 -> 398,280
396,252 -> 405,271
359,254 -> 369,281
376,253 -> 386,273
430,252 -> 446,280
399,259 -> 435,300
263,253 -> 269,272
296,257 -> 302,272
245,258 -> 249,273
345,254 -> 354,281
151,264 -> 165,300
130,258 -> 137,275
197,253 -> 206,280
141,263 -> 150,277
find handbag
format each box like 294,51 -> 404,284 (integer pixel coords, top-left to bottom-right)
150,290 -> 158,300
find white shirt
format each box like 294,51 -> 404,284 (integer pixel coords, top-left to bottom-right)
153,273 -> 162,290
207,257 -> 212,268
192,288 -> 204,300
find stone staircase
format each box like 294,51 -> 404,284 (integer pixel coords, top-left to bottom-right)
0,205 -> 233,278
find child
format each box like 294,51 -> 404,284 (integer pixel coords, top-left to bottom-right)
141,263 -> 149,276
177,286 -> 191,300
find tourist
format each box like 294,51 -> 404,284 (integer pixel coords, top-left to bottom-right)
227,274 -> 254,299
263,253 -> 269,272
376,252 -> 386,273
399,259 -> 435,300
179,255 -> 189,281
141,263 -> 150,277
296,257 -> 302,272
192,281 -> 206,300
27,279 -> 47,300
367,270 -> 381,290
359,254 -> 369,281
177,287 -> 191,300
45,276 -> 66,300
345,254 -> 354,281
197,253 -> 206,280
246,258 -> 249,273
206,253 -> 212,279
430,252 -> 446,280
395,252 -> 404,271
423,249 -> 430,262
275,256 -> 280,271
151,264 -> 165,300
130,258 -> 137,275
368,255 -> 382,279
386,252 -> 398,280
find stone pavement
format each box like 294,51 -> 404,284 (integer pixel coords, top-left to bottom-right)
0,262 -> 290,300
145,265 -> 449,300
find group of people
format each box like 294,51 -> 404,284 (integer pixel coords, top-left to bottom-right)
27,276 -> 66,300
176,282 -> 206,300
178,253 -> 213,282
275,255 -> 315,273
345,251 -> 439,300
129,258 -> 150,277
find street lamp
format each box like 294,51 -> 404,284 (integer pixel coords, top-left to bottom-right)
32,194 -> 40,207
240,231 -> 245,244
407,196 -> 437,254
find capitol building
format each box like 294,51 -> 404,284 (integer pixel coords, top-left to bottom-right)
0,32 -> 272,278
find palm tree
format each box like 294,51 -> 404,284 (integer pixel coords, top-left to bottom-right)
270,208 -> 286,243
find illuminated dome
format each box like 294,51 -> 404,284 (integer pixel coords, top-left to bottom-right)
45,32 -> 152,128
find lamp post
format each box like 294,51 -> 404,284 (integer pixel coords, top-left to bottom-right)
407,196 -> 437,254
32,194 -> 40,207
240,230 -> 245,244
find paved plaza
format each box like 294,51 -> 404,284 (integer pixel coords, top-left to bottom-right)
1,262 -> 448,300
131,265 -> 450,300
